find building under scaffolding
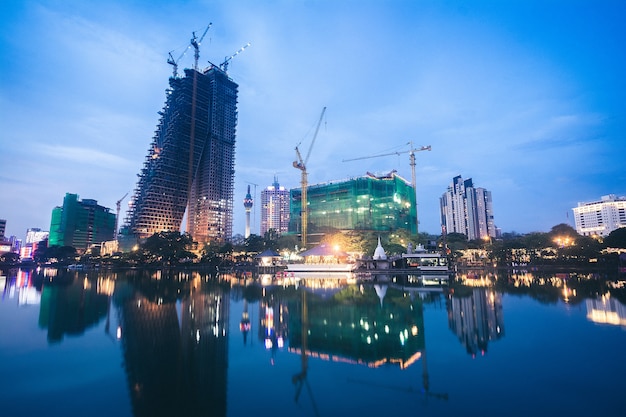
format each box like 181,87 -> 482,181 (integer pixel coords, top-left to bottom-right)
123,65 -> 238,244
288,172 -> 417,240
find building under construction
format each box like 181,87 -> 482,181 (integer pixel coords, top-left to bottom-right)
124,61 -> 239,244
288,172 -> 417,242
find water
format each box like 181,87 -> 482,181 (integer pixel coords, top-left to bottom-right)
1,267 -> 625,417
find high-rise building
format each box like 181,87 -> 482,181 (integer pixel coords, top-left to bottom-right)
124,64 -> 238,244
243,185 -> 254,238
26,228 -> 49,244
261,177 -> 290,236
0,219 -> 5,240
49,193 -> 116,250
440,175 -> 495,241
572,194 -> 626,237
288,172 -> 417,243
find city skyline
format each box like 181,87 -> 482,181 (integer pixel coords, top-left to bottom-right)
2,0 -> 625,241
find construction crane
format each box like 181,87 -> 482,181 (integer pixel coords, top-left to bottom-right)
293,107 -> 326,249
220,42 -> 251,72
190,23 -> 212,70
342,141 -> 431,235
167,23 -> 211,77
114,192 -> 129,241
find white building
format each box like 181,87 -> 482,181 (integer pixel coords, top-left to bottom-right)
440,175 -> 496,241
260,177 -> 290,236
26,228 -> 49,244
573,194 -> 626,237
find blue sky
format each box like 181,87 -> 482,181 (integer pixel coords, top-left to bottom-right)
1,0 -> 625,241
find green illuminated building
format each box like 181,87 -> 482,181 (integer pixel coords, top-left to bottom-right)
289,172 -> 417,238
49,193 -> 116,250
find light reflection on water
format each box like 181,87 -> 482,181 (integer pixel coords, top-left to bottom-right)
1,267 -> 625,417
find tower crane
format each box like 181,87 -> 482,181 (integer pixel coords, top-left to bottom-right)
167,23 -> 211,77
342,142 -> 431,236
220,42 -> 251,72
114,192 -> 129,241
293,107 -> 326,249
190,23 -> 212,71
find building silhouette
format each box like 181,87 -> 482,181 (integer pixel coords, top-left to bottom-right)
440,175 -> 495,241
260,177 -> 290,236
124,65 -> 238,244
288,172 -> 417,244
572,194 -> 626,237
49,193 -> 115,251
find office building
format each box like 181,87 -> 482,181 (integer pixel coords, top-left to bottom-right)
26,228 -> 49,244
124,63 -> 238,244
288,172 -> 417,241
261,177 -> 290,236
440,175 -> 495,241
0,219 -> 5,240
573,194 -> 626,237
49,193 -> 116,250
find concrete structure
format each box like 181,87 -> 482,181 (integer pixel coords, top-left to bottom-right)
440,175 -> 495,241
124,63 -> 238,244
243,185 -> 254,238
288,172 -> 417,244
261,177 -> 290,236
573,194 -> 626,237
49,193 -> 116,251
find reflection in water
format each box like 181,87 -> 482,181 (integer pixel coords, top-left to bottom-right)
37,269 -> 109,343
586,293 -> 626,327
287,284 -> 425,369
114,271 -> 229,417
447,288 -> 504,357
2,266 -> 625,416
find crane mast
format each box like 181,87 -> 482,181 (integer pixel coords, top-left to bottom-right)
293,107 -> 326,249
115,192 -> 129,243
343,142 -> 431,236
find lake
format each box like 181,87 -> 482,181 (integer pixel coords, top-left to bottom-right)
1,267 -> 625,417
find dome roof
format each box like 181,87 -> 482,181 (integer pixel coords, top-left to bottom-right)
373,236 -> 387,260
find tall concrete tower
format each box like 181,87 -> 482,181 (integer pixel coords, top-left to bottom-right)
243,185 -> 254,238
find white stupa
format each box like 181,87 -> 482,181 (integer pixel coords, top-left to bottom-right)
373,236 -> 387,260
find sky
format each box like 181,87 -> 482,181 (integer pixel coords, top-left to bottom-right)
1,0 -> 625,241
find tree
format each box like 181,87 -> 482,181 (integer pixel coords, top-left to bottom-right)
605,227 -> 626,249
243,234 -> 265,253
0,252 -> 20,264
142,231 -> 195,265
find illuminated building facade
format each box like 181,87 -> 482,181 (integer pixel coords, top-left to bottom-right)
124,65 -> 238,244
288,172 -> 417,239
573,194 -> 626,237
440,175 -> 495,241
260,177 -> 290,236
49,193 -> 115,251
26,228 -> 49,244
